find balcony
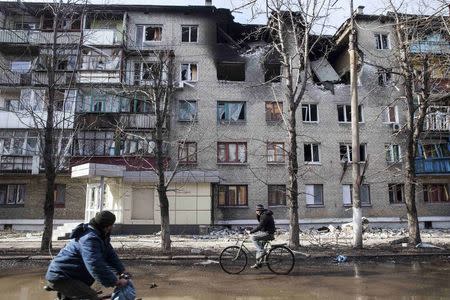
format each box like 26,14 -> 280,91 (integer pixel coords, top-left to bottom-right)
410,41 -> 450,54
0,29 -> 82,45
424,107 -> 449,132
77,113 -> 156,129
77,71 -> 121,84
415,158 -> 450,175
83,29 -> 123,46
0,155 -> 40,174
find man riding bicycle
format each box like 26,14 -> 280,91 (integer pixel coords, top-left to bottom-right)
45,211 -> 129,300
246,204 -> 276,269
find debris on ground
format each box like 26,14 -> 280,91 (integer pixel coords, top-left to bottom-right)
148,283 -> 158,289
415,242 -> 446,250
194,259 -> 220,266
335,255 -> 348,263
317,226 -> 330,233
190,248 -> 202,254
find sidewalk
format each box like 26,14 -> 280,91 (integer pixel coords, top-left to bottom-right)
0,228 -> 449,261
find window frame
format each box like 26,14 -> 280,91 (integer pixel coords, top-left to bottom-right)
265,101 -> 283,123
378,69 -> 392,86
386,144 -> 402,163
342,184 -> 371,207
304,143 -> 320,164
178,141 -> 197,164
178,100 -> 198,122
181,25 -> 198,43
302,103 -> 319,123
180,63 -> 198,82
388,183 -> 404,204
143,25 -> 163,42
217,101 -> 246,123
423,184 -> 449,203
218,185 -> 248,207
375,33 -> 390,50
384,106 -> 399,124
339,143 -> 367,162
268,184 -> 286,207
305,184 -> 324,207
267,142 -> 285,163
0,184 -> 26,206
337,104 -> 363,123
54,184 -> 66,208
217,142 -> 247,164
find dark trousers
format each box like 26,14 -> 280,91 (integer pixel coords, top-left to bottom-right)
47,279 -> 99,300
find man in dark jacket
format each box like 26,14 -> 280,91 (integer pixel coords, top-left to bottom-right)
246,204 -> 276,269
45,211 -> 128,300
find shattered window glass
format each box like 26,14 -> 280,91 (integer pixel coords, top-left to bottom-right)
178,100 -> 198,121
145,26 -> 162,41
217,102 -> 245,122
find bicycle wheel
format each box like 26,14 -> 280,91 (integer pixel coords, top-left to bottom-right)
219,246 -> 248,274
267,246 -> 295,275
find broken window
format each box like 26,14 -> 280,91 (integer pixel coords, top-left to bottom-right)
337,104 -> 363,123
268,185 -> 286,206
81,49 -> 121,71
386,144 -> 402,163
305,184 -> 324,206
218,185 -> 248,206
217,62 -> 245,81
145,26 -> 162,41
423,184 -> 449,203
267,142 -> 285,163
0,184 -> 26,205
217,142 -> 247,163
342,184 -> 371,206
304,143 -> 320,163
378,69 -> 392,86
265,102 -> 283,122
217,101 -> 245,123
181,63 -> 198,81
340,144 -> 367,162
178,100 -> 198,121
265,63 -> 281,82
54,184 -> 66,208
181,26 -> 198,42
302,104 -> 318,122
178,142 -> 197,163
389,184 -> 404,204
375,33 -> 389,49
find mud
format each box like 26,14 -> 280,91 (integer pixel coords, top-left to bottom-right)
0,258 -> 449,299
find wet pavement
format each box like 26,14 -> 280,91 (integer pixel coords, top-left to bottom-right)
1,258 -> 450,299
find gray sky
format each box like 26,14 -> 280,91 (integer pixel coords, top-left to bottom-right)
10,0 -> 448,34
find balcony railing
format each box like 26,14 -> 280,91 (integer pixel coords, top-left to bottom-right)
410,41 -> 450,54
415,157 -> 450,175
424,107 -> 449,132
0,155 -> 40,174
77,113 -> 157,129
83,29 -> 123,46
0,29 -> 82,45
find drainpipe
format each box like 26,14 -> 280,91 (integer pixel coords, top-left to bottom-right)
99,176 -> 105,212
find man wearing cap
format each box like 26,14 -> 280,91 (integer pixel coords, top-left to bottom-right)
45,211 -> 128,299
246,204 -> 276,269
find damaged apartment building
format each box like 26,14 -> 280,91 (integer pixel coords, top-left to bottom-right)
0,2 -> 448,234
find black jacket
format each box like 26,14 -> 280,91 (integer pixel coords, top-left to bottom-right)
250,210 -> 275,234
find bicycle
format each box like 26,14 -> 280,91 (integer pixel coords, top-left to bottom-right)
219,232 -> 295,275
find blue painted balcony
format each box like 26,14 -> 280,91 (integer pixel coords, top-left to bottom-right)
415,158 -> 450,175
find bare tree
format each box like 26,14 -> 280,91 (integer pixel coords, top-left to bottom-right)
257,0 -> 334,249
385,1 -> 449,245
0,0 -> 87,251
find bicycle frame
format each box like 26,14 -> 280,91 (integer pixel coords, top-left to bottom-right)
233,234 -> 274,260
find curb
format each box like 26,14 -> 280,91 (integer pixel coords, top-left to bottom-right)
0,252 -> 448,261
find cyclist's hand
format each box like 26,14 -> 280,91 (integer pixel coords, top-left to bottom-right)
116,278 -> 128,287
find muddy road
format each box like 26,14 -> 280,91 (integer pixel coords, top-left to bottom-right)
1,258 -> 449,299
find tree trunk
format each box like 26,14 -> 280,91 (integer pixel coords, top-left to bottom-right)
158,188 -> 171,252
287,100 -> 300,249
41,174 -> 56,252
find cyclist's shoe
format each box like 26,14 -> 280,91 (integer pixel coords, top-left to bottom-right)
250,263 -> 262,269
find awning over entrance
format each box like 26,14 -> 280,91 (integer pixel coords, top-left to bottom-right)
71,163 -> 126,178
124,170 -> 220,183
